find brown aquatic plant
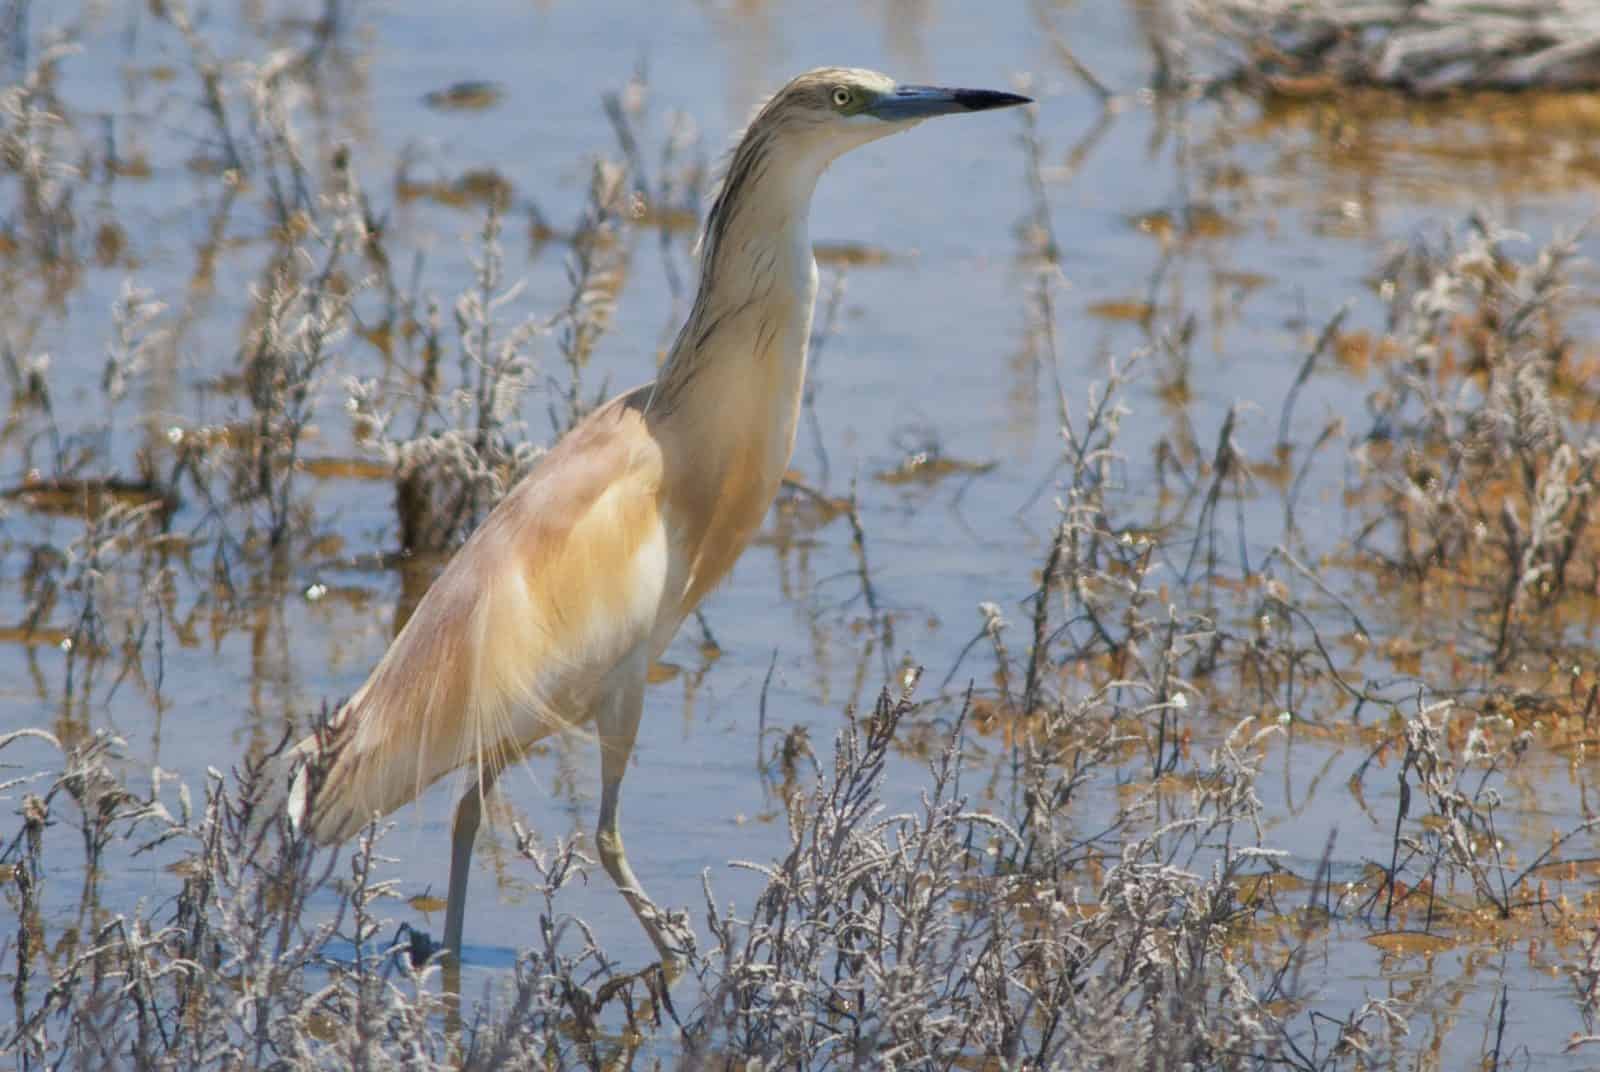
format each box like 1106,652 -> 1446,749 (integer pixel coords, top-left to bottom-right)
1187,0 -> 1600,95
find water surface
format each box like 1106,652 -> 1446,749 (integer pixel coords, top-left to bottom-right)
6,0 -> 1600,1064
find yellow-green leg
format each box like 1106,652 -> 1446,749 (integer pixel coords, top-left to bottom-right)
595,649 -> 694,976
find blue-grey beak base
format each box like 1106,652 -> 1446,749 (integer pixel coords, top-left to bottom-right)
867,85 -> 1033,122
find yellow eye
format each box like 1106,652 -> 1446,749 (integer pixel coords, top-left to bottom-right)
831,86 -> 852,108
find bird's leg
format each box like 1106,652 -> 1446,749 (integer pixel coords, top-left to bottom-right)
596,652 -> 695,978
443,759 -> 506,964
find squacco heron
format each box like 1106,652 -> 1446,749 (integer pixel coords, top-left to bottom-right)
272,67 -> 1029,972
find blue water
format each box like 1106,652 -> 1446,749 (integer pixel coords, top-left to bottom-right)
5,0 -> 1600,1064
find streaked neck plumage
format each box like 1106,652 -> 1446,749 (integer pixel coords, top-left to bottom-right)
653,122 -> 837,411
646,118 -> 844,619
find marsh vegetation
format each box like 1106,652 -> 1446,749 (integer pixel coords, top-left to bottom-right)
7,0 -> 1600,1067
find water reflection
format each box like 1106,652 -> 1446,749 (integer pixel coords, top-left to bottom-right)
6,0 -> 1600,1065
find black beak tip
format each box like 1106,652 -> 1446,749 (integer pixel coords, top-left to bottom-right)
955,88 -> 1033,112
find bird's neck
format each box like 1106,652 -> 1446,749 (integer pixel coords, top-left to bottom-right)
654,136 -> 830,411
649,141 -> 829,613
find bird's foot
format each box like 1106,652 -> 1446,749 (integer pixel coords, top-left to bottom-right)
654,909 -> 696,982
651,950 -> 686,985
619,890 -> 696,981
391,923 -> 444,969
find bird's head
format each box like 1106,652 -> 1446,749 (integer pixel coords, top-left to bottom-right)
690,67 -> 1030,274
751,67 -> 1031,165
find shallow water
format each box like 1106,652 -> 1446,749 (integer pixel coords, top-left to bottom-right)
7,0 -> 1600,1064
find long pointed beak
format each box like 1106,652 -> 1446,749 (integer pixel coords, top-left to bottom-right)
867,84 -> 1032,122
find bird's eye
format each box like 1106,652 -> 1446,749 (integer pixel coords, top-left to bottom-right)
831,86 -> 852,109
